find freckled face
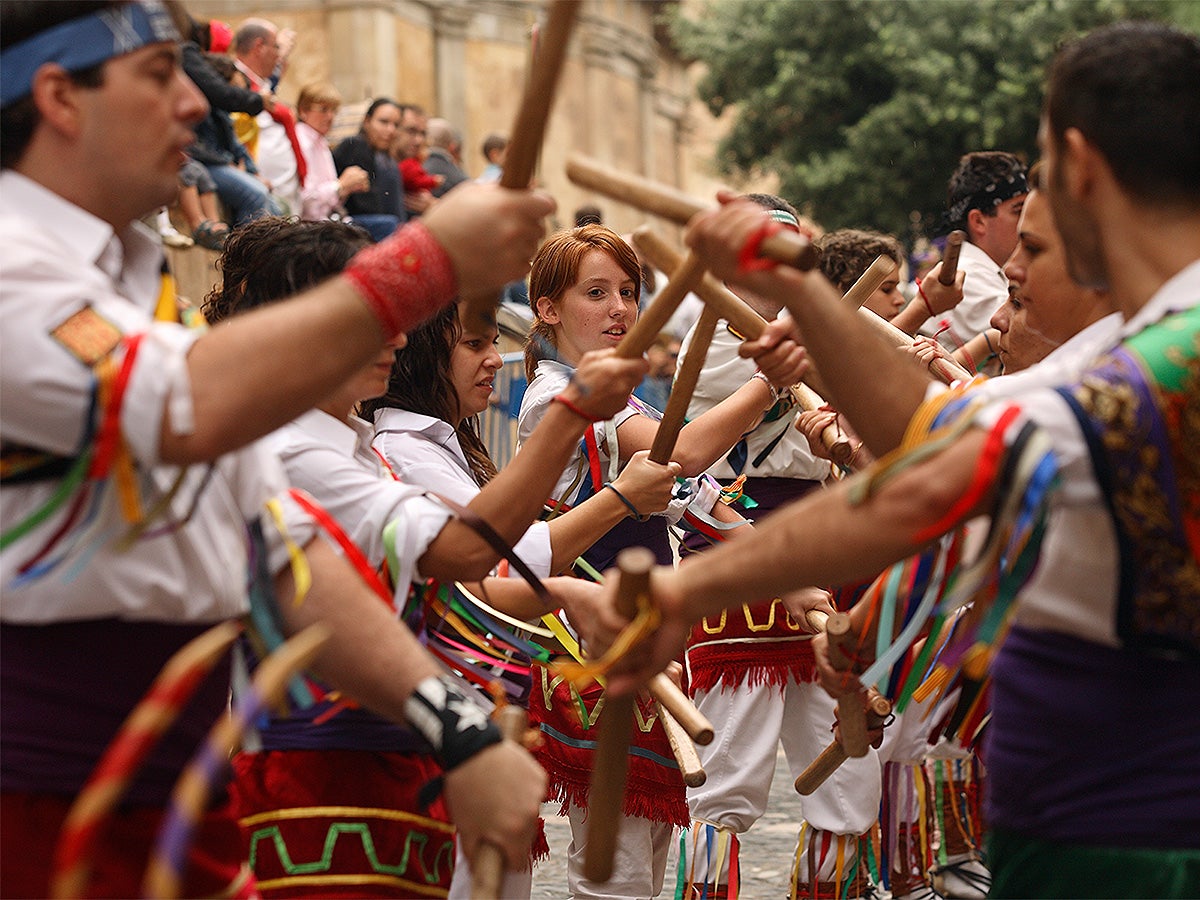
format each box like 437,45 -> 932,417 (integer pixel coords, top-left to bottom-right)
535,250 -> 639,364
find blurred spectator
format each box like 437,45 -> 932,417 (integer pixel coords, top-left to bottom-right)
478,132 -> 508,183
332,99 -> 406,241
294,82 -> 370,221
424,118 -> 469,198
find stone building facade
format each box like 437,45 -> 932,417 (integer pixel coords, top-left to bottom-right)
184,0 -> 766,237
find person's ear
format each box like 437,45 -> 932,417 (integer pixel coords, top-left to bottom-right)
30,64 -> 87,140
535,295 -> 560,324
966,207 -> 989,244
1060,127 -> 1099,205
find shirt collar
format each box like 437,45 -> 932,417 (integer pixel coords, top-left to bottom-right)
371,407 -> 471,468
1120,258 -> 1200,338
293,408 -> 373,458
2,170 -> 118,273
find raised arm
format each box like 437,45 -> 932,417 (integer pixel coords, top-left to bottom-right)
597,426 -> 991,694
419,349 -> 647,582
686,198 -> 933,456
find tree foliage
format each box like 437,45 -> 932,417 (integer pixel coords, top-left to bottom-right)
671,0 -> 1190,241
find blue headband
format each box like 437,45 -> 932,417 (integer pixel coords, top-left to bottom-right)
1,1 -> 180,107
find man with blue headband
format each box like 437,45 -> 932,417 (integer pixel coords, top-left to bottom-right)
0,1 -> 638,895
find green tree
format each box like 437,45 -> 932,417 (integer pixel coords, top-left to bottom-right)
672,0 -> 1186,241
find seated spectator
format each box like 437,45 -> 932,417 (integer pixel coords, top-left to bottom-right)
182,23 -> 281,225
395,103 -> 436,216
177,158 -> 230,249
332,98 -> 406,242
294,82 -> 370,221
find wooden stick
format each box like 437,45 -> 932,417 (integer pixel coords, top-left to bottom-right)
144,625 -> 330,899
650,673 -> 713,745
658,703 -> 707,787
805,609 -> 830,633
630,227 -> 851,463
649,306 -> 718,463
938,230 -> 966,286
463,0 -> 580,327
616,251 -> 707,360
584,547 -> 656,884
470,705 -> 531,899
567,154 -> 817,270
842,255 -> 897,309
794,693 -> 891,795
825,612 -> 869,758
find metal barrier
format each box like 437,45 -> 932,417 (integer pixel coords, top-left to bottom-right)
479,352 -> 528,470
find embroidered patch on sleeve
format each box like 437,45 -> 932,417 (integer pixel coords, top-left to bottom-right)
51,306 -> 122,367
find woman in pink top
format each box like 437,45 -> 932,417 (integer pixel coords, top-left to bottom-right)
295,82 -> 370,221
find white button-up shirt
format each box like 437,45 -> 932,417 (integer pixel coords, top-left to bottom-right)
266,409 -> 454,595
0,171 -> 309,623
372,407 -> 553,579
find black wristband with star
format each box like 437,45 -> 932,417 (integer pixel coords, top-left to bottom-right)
403,674 -> 503,771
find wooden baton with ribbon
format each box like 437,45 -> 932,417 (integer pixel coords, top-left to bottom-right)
470,704 -> 532,899
824,612 -> 870,758
938,230 -> 966,286
567,154 -> 817,271
630,227 -> 853,465
462,0 -> 580,328
583,547 -> 657,883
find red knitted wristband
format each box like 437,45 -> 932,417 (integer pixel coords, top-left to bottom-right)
341,221 -> 458,339
552,393 -> 602,423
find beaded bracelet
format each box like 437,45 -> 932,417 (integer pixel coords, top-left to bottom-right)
750,370 -> 783,404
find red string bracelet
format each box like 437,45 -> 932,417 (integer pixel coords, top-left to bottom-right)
736,219 -> 783,273
916,278 -> 936,319
552,393 -> 602,423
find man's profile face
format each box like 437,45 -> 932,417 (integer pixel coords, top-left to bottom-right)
77,43 -> 208,222
1038,116 -> 1108,291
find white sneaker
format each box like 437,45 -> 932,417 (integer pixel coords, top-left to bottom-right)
159,225 -> 194,249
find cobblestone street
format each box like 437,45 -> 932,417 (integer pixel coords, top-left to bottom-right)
532,747 -> 802,899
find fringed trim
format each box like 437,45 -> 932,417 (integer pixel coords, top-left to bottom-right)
530,818 -> 550,865
687,651 -> 817,695
543,771 -> 691,827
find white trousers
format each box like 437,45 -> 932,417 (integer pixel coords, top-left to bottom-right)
564,807 -> 675,899
686,680 -> 882,882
